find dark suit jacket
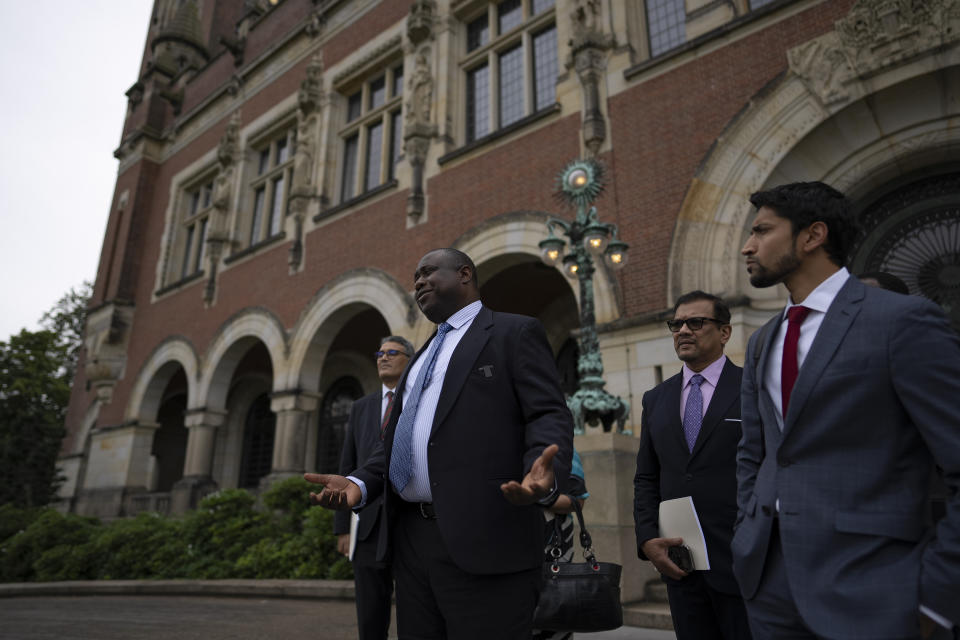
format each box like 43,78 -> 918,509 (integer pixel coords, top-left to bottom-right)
734,276 -> 960,638
334,391 -> 384,543
352,306 -> 574,576
634,357 -> 743,595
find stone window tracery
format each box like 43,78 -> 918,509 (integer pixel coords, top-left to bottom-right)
337,63 -> 404,203
461,0 -> 557,144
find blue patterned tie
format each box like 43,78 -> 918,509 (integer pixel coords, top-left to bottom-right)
683,374 -> 704,452
389,322 -> 452,492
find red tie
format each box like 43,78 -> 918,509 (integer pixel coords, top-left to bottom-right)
781,305 -> 811,418
380,390 -> 395,439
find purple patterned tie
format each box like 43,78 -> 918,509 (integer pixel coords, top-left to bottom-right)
683,374 -> 704,452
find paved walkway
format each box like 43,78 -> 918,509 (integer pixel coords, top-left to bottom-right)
0,581 -> 676,639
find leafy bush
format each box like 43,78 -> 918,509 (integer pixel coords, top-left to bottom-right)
0,481 -> 350,582
1,509 -> 98,581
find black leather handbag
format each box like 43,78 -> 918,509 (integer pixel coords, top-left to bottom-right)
532,498 -> 623,632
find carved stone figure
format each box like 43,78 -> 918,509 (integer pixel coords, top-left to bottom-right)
298,53 -> 324,115
406,51 -> 433,127
406,0 -> 436,46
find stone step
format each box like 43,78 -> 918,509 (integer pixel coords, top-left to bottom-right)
622,601 -> 674,631
644,578 -> 669,604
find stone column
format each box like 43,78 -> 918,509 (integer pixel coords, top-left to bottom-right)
575,431 -> 657,604
170,409 -> 226,513
266,391 -> 321,486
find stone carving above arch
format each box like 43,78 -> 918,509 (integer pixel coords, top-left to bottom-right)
285,268 -> 416,392
668,0 -> 960,306
125,336 -> 200,423
790,0 -> 960,108
453,211 -> 621,325
198,307 -> 289,411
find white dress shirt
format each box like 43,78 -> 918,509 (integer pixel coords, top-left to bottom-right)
397,300 -> 481,502
763,267 -> 850,430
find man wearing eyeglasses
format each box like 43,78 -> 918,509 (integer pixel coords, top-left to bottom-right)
634,290 -> 751,640
333,335 -> 413,640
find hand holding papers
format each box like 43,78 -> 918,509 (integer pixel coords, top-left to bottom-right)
658,496 -> 711,571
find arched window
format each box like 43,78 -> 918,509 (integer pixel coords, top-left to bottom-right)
239,393 -> 275,489
153,393 -> 188,492
316,376 -> 363,474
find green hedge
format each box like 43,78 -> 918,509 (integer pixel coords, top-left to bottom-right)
0,477 -> 352,582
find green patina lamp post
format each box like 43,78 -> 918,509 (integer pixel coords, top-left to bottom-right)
539,159 -> 630,435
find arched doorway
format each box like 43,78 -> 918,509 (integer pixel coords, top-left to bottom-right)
311,306 -> 390,472
477,252 -> 580,388
152,368 -> 188,492
851,171 -> 960,331
316,376 -> 364,474
239,392 -> 276,489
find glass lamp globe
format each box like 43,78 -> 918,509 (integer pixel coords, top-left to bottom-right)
538,236 -> 565,267
604,240 -> 629,270
562,255 -> 580,279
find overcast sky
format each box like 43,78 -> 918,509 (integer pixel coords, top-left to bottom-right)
0,1 -> 154,341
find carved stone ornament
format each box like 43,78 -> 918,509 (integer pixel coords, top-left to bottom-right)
568,0 -> 613,55
298,53 -> 325,115
788,0 -> 960,107
226,73 -> 244,97
125,82 -> 145,108
406,0 -> 436,46
305,10 -> 326,38
405,49 -> 434,128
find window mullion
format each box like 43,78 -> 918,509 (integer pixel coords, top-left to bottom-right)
522,31 -> 533,117
489,50 -> 499,133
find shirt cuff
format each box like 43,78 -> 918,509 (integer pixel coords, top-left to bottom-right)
346,476 -> 367,509
920,605 -> 952,630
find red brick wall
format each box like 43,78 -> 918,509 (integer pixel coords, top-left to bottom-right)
606,0 -> 856,315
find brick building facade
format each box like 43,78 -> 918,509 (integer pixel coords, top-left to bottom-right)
60,0 -> 960,603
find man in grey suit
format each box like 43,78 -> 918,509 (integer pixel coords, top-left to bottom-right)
735,181 -> 960,639
333,335 -> 413,640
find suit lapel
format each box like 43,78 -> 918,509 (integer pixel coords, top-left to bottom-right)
756,312 -> 784,432
782,277 -> 863,436
431,306 -> 493,434
659,372 -> 687,456
690,359 -> 738,459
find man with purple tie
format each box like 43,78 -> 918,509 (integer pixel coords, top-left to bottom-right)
634,290 -> 751,640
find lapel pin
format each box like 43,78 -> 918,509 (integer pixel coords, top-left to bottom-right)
478,365 -> 494,378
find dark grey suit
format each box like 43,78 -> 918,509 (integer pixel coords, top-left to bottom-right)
634,357 -> 750,639
334,391 -> 391,640
734,276 -> 960,639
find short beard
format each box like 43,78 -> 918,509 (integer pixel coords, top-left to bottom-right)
749,250 -> 801,288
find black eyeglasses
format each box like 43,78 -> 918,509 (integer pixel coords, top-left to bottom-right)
375,349 -> 408,359
666,317 -> 724,332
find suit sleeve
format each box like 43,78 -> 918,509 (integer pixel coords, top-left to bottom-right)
513,318 -> 573,494
633,389 -> 661,558
333,401 -> 362,535
736,330 -> 763,529
889,299 -> 960,625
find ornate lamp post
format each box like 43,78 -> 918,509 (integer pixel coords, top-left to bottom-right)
540,159 -> 630,434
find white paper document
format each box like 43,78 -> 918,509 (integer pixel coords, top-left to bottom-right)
348,511 -> 359,561
658,496 -> 711,570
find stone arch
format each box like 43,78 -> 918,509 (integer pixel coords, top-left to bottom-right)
200,308 -> 288,411
668,3 -> 960,307
125,336 -> 200,422
453,211 -> 620,325
285,268 -> 415,392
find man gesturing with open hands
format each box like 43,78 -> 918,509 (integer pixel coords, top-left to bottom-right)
306,248 -> 573,640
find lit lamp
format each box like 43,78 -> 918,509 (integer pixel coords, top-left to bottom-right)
539,233 -> 565,267
583,222 -> 609,256
604,237 -> 628,270
540,159 -> 631,434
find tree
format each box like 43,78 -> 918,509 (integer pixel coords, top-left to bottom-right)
0,330 -> 70,508
39,281 -> 91,386
0,281 -> 90,509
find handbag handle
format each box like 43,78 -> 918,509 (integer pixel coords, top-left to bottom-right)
546,496 -> 599,566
